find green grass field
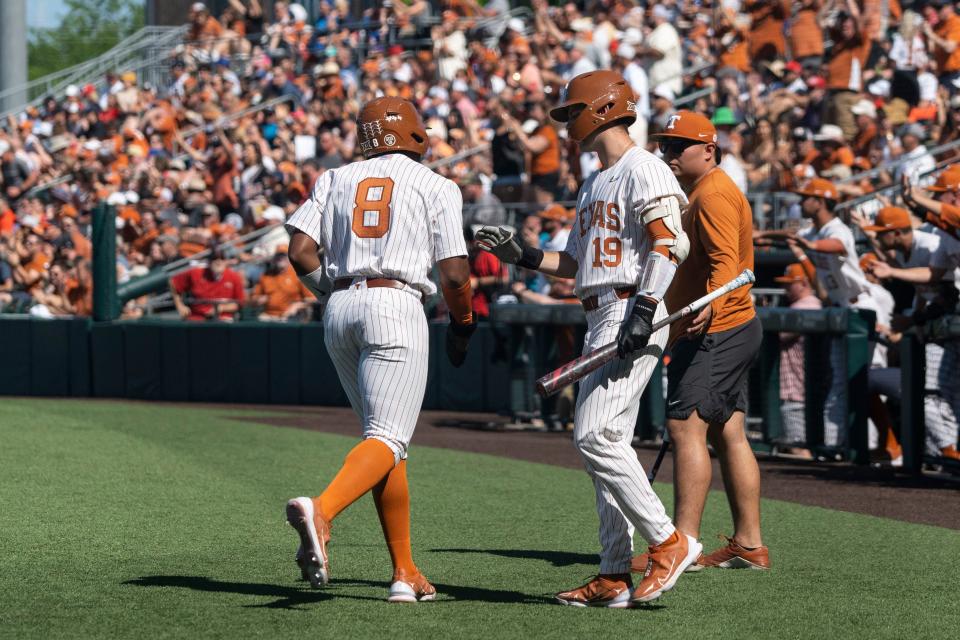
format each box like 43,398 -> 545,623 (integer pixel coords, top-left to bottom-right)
1,398 -> 958,639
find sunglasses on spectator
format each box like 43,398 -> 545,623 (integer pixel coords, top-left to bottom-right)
658,139 -> 704,155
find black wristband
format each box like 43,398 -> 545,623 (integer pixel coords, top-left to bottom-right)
448,314 -> 477,337
517,245 -> 544,270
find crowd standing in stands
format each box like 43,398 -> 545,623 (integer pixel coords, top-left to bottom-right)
2,0 -> 960,459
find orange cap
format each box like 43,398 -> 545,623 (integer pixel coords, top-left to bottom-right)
927,165 -> 960,192
540,204 -> 572,222
793,177 -> 838,199
774,263 -> 809,284
863,206 -> 911,232
650,110 -> 718,143
859,252 -> 880,271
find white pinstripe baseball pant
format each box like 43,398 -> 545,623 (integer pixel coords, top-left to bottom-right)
925,341 -> 960,455
323,285 -> 429,463
824,337 -> 847,448
573,297 -> 675,575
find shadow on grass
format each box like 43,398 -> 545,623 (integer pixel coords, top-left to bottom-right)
430,548 -> 598,568
123,575 -> 373,610
124,575 -> 549,607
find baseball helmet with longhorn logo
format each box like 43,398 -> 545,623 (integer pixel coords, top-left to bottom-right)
549,70 -> 637,142
356,96 -> 428,159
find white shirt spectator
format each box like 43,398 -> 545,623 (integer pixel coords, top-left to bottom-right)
437,29 -> 468,81
720,155 -> 748,194
889,33 -> 928,69
646,22 -> 682,94
895,145 -> 936,186
622,60 -> 650,119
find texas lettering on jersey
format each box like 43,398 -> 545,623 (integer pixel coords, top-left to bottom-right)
564,146 -> 687,296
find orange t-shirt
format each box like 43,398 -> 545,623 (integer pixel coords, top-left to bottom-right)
665,167 -> 756,339
531,125 -> 560,176
254,266 -> 308,317
940,202 -> 960,231
790,1 -> 824,58
747,0 -> 790,58
935,15 -> 960,73
826,34 -> 870,90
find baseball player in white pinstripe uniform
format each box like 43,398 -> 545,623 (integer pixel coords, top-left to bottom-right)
479,70 -> 700,607
283,97 -> 477,602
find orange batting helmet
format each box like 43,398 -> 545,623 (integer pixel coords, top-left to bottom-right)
549,70 -> 637,143
357,96 -> 428,159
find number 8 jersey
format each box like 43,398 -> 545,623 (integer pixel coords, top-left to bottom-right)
563,146 -> 688,297
285,153 -> 468,296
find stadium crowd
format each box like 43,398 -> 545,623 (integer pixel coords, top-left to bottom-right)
1,0 -> 960,461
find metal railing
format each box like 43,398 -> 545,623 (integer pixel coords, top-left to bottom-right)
0,25 -> 188,121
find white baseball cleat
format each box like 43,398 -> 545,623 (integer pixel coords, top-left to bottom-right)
387,570 -> 437,603
285,497 -> 330,588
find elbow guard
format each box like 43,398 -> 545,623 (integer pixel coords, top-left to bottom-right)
641,196 -> 689,263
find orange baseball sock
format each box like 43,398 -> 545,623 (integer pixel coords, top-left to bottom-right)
373,460 -> 417,576
316,438 -> 396,521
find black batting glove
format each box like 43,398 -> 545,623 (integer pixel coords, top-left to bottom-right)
445,314 -> 477,368
616,296 -> 658,358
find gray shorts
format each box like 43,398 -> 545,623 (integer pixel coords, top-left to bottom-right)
667,316 -> 762,424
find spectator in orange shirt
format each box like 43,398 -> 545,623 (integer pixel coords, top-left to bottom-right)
811,124 -> 856,179
253,249 -> 311,321
790,0 -> 825,69
925,0 -> 960,84
824,0 -> 871,141
850,99 -> 879,164
187,2 -> 224,45
746,0 -> 791,62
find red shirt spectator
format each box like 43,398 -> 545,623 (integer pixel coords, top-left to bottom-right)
170,259 -> 245,321
469,249 -> 506,318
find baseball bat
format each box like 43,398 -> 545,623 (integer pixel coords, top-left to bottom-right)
535,269 -> 756,398
647,438 -> 670,482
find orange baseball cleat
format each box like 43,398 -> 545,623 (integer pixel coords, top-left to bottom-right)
631,531 -> 702,603
555,574 -> 633,608
698,535 -> 771,570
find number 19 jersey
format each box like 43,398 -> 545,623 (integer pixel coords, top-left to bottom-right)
285,153 -> 468,296
563,146 -> 688,297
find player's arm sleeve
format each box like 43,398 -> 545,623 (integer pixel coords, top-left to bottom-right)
698,192 -> 742,316
431,179 -> 468,261
632,164 -> 689,300
285,170 -> 332,245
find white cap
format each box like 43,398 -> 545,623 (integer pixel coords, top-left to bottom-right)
191,2 -> 207,12
623,27 -> 643,45
868,79 -> 891,97
451,79 -> 469,93
652,84 -> 675,102
224,212 -> 244,230
508,17 -> 525,33
124,190 -> 140,204
262,205 -> 285,222
288,3 -> 308,22
850,99 -> 877,119
106,192 -> 127,206
82,139 -> 102,151
428,86 -> 449,101
652,5 -> 671,20
813,124 -> 844,143
65,85 -> 80,98
617,44 -> 636,60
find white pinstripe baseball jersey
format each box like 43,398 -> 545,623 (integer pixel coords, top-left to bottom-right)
285,153 -> 468,296
897,229 -> 956,308
799,217 -> 870,306
563,146 -> 687,297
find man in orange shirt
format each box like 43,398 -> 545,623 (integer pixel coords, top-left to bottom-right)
925,0 -> 960,84
253,249 -> 311,321
643,111 -> 769,571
